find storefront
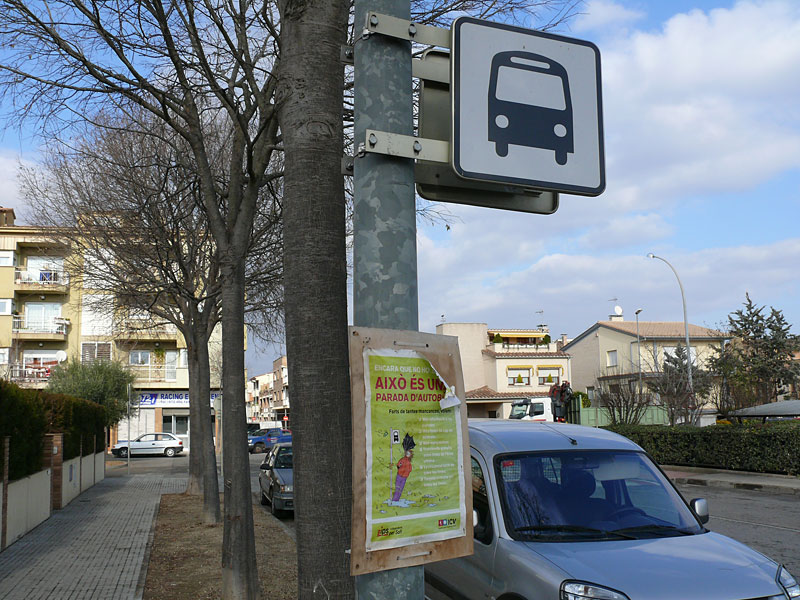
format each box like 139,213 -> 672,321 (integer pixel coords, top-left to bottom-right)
112,390 -> 222,451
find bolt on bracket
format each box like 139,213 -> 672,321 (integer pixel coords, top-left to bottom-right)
361,129 -> 449,163
364,12 -> 451,48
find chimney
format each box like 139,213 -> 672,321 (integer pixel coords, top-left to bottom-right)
0,207 -> 16,227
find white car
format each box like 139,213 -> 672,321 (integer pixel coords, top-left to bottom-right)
112,433 -> 184,458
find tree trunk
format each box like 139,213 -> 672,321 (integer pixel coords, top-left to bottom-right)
278,1 -> 353,597
220,257 -> 260,599
186,324 -> 221,524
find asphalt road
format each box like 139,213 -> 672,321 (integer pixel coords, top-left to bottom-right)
125,455 -> 799,586
677,482 -> 800,576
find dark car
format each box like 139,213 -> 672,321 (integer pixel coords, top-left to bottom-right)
259,443 -> 293,517
248,427 -> 291,454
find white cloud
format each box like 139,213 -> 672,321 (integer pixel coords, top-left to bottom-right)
419,238 -> 800,337
603,1 -> 800,200
572,0 -> 645,33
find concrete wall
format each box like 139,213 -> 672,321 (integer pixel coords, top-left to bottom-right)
62,457 -> 82,506
436,323 -> 489,392
80,455 -> 95,492
95,452 -> 105,483
5,469 -> 51,549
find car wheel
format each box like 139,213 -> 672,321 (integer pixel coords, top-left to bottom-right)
119,447 -> 128,458
254,443 -> 265,454
165,447 -> 176,457
269,489 -> 282,518
261,490 -> 269,506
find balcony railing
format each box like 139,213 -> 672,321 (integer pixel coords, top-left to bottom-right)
129,364 -> 179,382
15,268 -> 69,286
12,316 -> 68,335
8,363 -> 52,383
117,319 -> 178,336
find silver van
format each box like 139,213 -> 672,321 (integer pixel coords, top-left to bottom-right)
425,420 -> 799,600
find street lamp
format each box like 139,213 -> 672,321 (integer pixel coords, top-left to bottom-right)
635,308 -> 643,396
647,253 -> 693,398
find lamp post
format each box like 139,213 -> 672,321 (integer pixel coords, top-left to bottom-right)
647,253 -> 693,398
635,308 -> 643,396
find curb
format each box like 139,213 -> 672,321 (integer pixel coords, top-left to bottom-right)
669,475 -> 800,497
134,495 -> 162,600
252,491 -> 296,542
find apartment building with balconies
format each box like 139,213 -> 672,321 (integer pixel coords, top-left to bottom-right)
246,355 -> 290,427
435,322 -> 571,419
0,208 -> 222,448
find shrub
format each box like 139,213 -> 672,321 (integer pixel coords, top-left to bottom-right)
492,333 -> 503,343
605,422 -> 800,476
0,381 -> 107,479
0,380 -> 47,481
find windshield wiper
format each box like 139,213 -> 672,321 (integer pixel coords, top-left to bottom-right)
612,524 -> 695,537
514,525 -> 637,540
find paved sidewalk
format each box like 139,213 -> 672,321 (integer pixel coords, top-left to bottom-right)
663,465 -> 800,496
0,473 -> 186,600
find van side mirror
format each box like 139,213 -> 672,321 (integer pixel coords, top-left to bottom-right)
690,498 -> 709,524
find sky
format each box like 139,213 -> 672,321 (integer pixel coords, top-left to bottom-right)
1,1 -> 799,376
416,0 -> 800,350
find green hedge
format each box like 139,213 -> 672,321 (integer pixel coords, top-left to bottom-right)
605,423 -> 800,476
0,380 -> 47,481
0,381 -> 106,481
42,392 -> 106,460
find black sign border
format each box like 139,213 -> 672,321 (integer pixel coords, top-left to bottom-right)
451,16 -> 606,197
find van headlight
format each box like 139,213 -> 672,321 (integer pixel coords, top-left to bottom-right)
280,484 -> 293,493
779,566 -> 800,598
561,581 -> 630,600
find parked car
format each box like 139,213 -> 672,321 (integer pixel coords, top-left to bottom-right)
248,427 -> 291,454
426,419 -> 800,600
259,443 -> 293,517
111,432 -> 184,458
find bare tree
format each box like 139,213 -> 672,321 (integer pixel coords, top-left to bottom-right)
596,376 -> 652,425
646,344 -> 711,426
20,112 -> 281,525
1,0 -> 581,596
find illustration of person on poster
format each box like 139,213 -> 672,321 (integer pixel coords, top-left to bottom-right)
363,348 -> 466,551
390,434 -> 415,506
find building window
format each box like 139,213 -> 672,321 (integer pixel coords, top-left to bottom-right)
82,342 -> 112,363
607,350 -> 618,367
508,367 -> 531,386
663,345 -> 697,363
538,368 -> 560,386
0,298 -> 12,315
130,350 -> 151,366
0,348 -> 9,365
587,386 -> 595,401
0,250 -> 14,267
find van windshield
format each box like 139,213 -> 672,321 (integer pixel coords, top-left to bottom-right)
509,404 -> 528,419
495,66 -> 565,109
496,450 -> 703,541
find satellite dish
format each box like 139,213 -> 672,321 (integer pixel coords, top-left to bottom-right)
56,350 -> 68,362
614,305 -> 623,316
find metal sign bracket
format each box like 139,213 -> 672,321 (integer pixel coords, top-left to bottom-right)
364,13 -> 450,48
360,129 -> 449,163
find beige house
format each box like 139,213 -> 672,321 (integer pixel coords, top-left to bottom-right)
563,313 -> 727,424
436,322 -> 571,418
246,355 -> 290,427
0,208 -> 223,448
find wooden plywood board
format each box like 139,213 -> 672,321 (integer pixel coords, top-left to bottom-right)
349,326 -> 473,576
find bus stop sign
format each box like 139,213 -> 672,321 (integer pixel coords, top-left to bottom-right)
451,17 -> 605,196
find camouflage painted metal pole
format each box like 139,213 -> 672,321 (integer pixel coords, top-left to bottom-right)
353,0 -> 422,595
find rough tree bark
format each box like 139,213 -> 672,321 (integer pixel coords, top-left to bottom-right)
277,0 -> 353,596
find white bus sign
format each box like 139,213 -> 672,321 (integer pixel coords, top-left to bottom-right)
452,17 -> 605,196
